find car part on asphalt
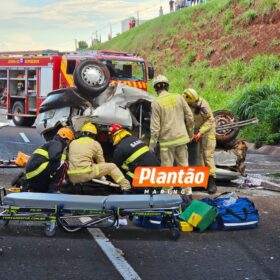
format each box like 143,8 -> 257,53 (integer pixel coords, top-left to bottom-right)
0,159 -> 18,168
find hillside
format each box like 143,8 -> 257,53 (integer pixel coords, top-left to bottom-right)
96,0 -> 280,145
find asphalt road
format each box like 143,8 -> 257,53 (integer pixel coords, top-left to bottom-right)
0,120 -> 280,280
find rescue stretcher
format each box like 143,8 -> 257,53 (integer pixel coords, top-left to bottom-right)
0,188 -> 182,240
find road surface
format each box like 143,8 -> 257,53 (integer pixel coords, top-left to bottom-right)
0,115 -> 279,280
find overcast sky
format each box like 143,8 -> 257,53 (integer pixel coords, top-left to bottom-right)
0,0 -> 170,52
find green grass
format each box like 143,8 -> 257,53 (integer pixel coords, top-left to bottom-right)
237,9 -> 258,26
204,47 -> 215,58
230,83 -> 280,146
93,0 -> 280,145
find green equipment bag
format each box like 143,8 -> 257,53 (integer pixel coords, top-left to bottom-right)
179,200 -> 217,232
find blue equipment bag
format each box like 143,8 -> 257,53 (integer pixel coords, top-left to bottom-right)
202,195 -> 260,231
134,216 -> 164,229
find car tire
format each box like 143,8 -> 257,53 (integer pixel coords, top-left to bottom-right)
214,110 -> 240,144
12,101 -> 35,127
74,59 -> 111,98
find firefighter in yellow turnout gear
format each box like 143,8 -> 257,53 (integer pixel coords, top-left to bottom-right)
183,88 -> 217,194
67,122 -> 131,191
149,75 -> 194,199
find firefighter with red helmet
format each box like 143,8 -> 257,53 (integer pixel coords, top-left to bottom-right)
109,124 -> 160,184
25,127 -> 74,193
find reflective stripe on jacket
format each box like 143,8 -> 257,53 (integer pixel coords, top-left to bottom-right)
26,148 -> 49,179
113,135 -> 160,175
190,97 -> 216,135
67,136 -> 105,176
150,90 -> 194,148
121,146 -> 149,170
25,135 -> 67,180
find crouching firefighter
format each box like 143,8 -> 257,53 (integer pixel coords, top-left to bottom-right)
183,88 -> 217,194
109,124 -> 160,185
25,128 -> 74,193
67,122 -> 131,192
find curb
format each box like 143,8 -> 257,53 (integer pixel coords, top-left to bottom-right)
246,142 -> 280,157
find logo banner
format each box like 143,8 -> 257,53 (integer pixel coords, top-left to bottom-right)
133,166 -> 210,188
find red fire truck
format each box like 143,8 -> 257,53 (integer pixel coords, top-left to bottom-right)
0,50 -> 154,126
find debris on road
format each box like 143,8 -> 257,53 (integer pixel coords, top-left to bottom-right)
261,180 -> 280,192
0,159 -> 18,168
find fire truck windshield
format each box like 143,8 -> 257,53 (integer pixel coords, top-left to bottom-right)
104,60 -> 145,81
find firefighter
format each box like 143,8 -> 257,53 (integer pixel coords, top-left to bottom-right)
25,127 -> 74,193
183,88 -> 217,194
67,122 -> 131,192
16,81 -> 25,94
149,75 -> 194,201
109,124 -> 160,184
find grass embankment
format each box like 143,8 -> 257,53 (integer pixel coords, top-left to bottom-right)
95,0 -> 280,145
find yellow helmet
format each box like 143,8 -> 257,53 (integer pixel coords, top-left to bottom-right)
183,88 -> 199,104
112,129 -> 131,146
153,75 -> 169,88
81,122 -> 97,135
57,127 -> 74,141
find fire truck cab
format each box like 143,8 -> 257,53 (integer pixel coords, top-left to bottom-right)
0,50 -> 154,127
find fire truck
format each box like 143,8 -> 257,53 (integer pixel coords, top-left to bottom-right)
0,50 -> 154,126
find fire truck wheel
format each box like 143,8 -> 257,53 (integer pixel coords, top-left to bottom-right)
214,110 -> 240,144
74,59 -> 111,98
12,101 -> 35,127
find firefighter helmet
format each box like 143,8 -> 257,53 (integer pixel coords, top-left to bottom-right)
183,88 -> 199,104
108,124 -> 123,135
109,124 -> 131,145
16,82 -> 24,91
153,75 -> 169,89
57,127 -> 74,141
81,122 -> 97,135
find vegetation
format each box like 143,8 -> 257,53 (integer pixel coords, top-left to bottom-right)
93,0 -> 280,145
77,40 -> 89,50
231,84 -> 280,147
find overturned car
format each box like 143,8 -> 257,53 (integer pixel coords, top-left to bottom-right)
36,61 -> 252,181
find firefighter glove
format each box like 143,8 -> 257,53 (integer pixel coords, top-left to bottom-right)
193,132 -> 203,142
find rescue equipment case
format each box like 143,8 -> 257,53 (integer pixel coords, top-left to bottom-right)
179,200 -> 217,232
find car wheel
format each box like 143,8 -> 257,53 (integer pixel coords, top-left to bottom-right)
214,110 -> 240,144
74,59 -> 111,98
12,101 -> 35,127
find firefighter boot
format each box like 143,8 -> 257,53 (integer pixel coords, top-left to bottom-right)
207,176 -> 217,194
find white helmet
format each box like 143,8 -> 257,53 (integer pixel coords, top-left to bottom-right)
153,75 -> 169,88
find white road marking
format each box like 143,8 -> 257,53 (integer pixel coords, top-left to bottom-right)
19,132 -> 30,143
88,228 -> 141,280
0,121 -> 15,127
0,122 -> 9,128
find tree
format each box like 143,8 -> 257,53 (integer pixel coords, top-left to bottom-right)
78,41 -> 88,50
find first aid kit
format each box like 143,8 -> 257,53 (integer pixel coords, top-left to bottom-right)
179,200 -> 217,232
